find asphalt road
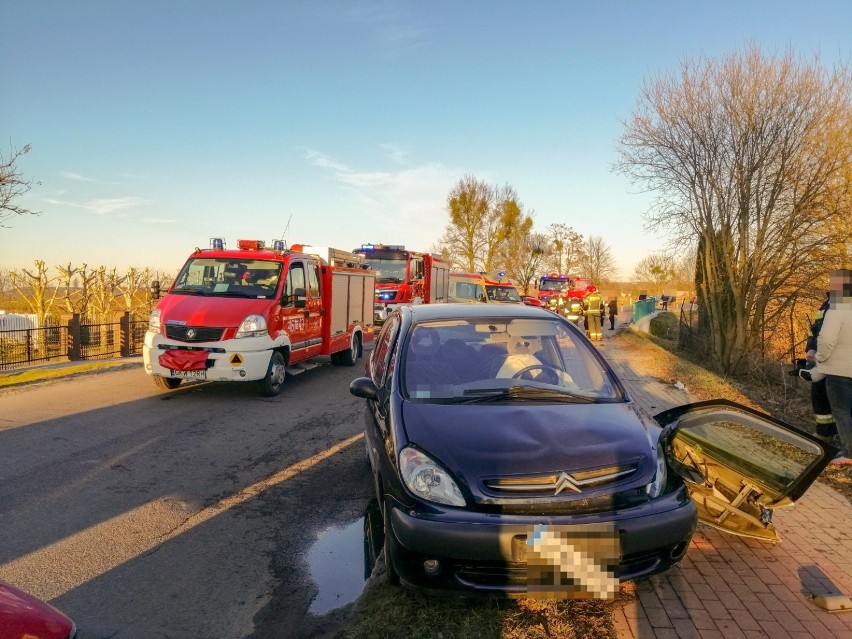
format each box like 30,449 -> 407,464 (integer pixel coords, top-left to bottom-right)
0,357 -> 373,639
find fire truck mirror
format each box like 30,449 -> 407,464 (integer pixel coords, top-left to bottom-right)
150,280 -> 161,300
294,287 -> 307,309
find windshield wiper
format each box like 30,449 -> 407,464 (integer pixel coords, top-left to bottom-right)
458,386 -> 595,404
172,287 -> 207,295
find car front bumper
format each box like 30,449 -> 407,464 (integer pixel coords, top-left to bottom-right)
386,488 -> 697,593
143,330 -> 274,382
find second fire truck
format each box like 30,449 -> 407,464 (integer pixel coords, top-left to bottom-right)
353,243 -> 451,323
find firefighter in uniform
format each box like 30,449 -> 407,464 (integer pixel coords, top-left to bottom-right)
583,286 -> 604,341
565,292 -> 583,328
806,292 -> 838,443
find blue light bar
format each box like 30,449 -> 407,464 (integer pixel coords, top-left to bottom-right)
272,240 -> 285,251
210,238 -> 225,249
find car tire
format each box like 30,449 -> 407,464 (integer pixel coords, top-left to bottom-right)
259,351 -> 286,397
153,376 -> 182,390
383,498 -> 400,586
363,499 -> 383,581
334,332 -> 360,367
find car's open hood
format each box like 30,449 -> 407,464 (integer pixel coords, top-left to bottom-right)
401,401 -> 656,503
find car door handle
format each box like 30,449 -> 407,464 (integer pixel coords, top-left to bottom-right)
303,310 -> 310,318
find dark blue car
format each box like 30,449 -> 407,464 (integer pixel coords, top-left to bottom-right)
350,303 -> 833,596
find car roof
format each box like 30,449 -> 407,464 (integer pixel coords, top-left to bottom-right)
407,302 -> 554,323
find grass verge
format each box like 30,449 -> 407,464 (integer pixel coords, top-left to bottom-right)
0,360 -> 136,388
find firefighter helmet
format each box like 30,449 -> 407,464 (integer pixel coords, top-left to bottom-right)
586,285 -> 597,293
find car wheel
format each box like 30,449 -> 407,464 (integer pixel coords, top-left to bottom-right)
259,351 -> 286,396
363,499 -> 383,581
382,498 -> 400,586
153,375 -> 181,390
335,332 -> 360,367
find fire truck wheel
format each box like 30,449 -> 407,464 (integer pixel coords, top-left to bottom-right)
338,332 -> 361,367
153,376 -> 182,391
259,351 -> 286,396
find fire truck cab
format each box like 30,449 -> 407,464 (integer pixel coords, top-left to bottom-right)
143,239 -> 376,396
353,243 -> 450,323
536,273 -> 574,306
449,272 -> 523,304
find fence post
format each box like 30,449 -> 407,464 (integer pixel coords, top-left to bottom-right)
120,311 -> 130,357
65,313 -> 81,361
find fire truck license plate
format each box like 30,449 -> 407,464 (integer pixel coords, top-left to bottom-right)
170,369 -> 207,379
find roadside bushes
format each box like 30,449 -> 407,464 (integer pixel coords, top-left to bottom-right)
649,312 -> 679,341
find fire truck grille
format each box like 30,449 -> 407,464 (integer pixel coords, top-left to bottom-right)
165,326 -> 225,342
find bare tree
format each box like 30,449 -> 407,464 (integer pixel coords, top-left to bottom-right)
633,254 -> 678,294
0,143 -> 40,227
56,263 -> 99,316
439,176 -> 526,272
501,230 -> 548,295
544,223 -> 585,274
615,46 -> 852,372
480,184 -> 525,273
118,267 -> 153,316
440,175 -> 492,271
8,261 -> 59,327
89,267 -> 127,322
580,235 -> 617,284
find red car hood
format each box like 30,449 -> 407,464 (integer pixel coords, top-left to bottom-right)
157,294 -> 272,328
0,580 -> 75,639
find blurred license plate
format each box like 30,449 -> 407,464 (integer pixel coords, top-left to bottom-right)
170,369 -> 207,379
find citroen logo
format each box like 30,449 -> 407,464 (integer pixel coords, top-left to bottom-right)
553,472 -> 582,495
186,328 -> 196,339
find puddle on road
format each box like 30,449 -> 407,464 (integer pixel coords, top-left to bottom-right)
306,501 -> 382,615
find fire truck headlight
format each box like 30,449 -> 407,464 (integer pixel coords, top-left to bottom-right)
236,314 -> 267,338
148,309 -> 161,332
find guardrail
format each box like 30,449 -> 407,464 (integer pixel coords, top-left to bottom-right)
0,312 -> 147,371
631,297 -> 658,323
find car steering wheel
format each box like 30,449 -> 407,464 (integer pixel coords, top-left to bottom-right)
511,364 -> 561,384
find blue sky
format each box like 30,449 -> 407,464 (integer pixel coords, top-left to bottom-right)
2,1 -> 850,279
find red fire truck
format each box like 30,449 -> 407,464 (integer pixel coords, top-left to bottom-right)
143,239 -> 376,396
353,243 -> 450,323
536,273 -> 592,306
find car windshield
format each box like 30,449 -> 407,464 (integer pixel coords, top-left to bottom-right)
172,258 -> 283,299
402,317 -> 622,402
485,285 -> 522,302
539,279 -> 569,292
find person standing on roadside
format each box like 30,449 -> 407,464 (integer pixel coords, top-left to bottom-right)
608,298 -> 618,331
815,268 -> 852,463
805,291 -> 838,443
583,286 -> 603,341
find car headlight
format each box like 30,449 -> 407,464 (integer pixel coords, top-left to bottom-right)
148,309 -> 161,332
645,440 -> 668,498
236,314 -> 267,338
399,447 -> 466,507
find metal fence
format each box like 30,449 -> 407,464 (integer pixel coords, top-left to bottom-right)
0,312 -> 147,371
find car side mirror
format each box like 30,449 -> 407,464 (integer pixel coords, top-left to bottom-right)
350,376 -> 378,399
150,280 -> 161,300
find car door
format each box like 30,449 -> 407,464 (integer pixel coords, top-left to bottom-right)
655,399 -> 836,543
365,314 -> 402,469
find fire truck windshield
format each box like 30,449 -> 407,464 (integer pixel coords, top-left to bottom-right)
363,258 -> 407,283
172,258 -> 283,298
539,279 -> 570,292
